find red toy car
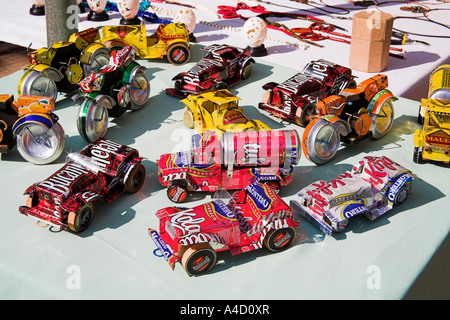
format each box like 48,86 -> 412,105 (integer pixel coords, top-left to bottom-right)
165,44 -> 255,97
149,182 -> 299,276
19,138 -> 146,233
258,59 -> 355,127
157,129 -> 301,203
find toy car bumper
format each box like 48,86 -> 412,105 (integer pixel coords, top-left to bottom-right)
148,228 -> 177,270
19,205 -> 64,231
289,200 -> 333,236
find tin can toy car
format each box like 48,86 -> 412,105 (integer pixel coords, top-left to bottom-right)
165,44 -> 255,97
0,94 -> 65,164
290,156 -> 414,235
414,64 -> 450,164
302,74 -> 397,165
182,89 -> 270,137
98,23 -> 191,65
19,28 -> 110,101
74,46 -> 150,142
149,182 -> 299,276
157,129 -> 300,203
258,59 -> 355,127
19,138 -> 146,233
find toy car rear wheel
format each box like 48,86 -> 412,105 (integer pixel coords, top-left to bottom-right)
371,99 -> 394,139
82,47 -> 110,75
393,185 -> 409,206
264,227 -> 296,252
182,243 -> 217,276
167,182 -> 188,203
183,108 -> 195,129
125,163 -> 146,193
16,122 -> 65,165
167,43 -> 190,65
68,202 -> 94,233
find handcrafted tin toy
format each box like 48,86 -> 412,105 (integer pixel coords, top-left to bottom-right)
259,59 -> 355,127
302,74 -> 397,165
19,28 -> 110,101
149,182 -> 299,276
165,44 -> 255,97
19,138 -> 146,233
290,156 -> 414,235
98,23 -> 191,65
0,94 -> 65,164
158,129 -> 300,203
74,46 -> 150,142
182,89 -> 270,137
414,64 -> 450,164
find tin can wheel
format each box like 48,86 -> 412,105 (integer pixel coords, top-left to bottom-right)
19,70 -> 58,101
16,122 -> 65,164
124,163 -> 146,193
68,202 -> 95,233
129,68 -> 151,110
263,227 -> 296,252
370,99 -> 395,139
181,243 -> 217,276
77,98 -> 109,142
166,43 -> 191,66
304,118 -> 340,165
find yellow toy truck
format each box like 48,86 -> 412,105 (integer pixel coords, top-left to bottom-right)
182,89 -> 270,137
414,65 -> 450,164
99,23 -> 191,65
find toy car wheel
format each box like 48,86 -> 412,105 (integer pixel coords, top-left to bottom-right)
417,105 -> 424,125
262,180 -> 280,193
125,163 -> 146,193
241,62 -> 252,80
181,243 -> 217,276
371,99 -> 394,139
183,109 -> 194,129
129,68 -> 151,110
393,185 -> 409,206
333,219 -> 349,233
16,122 -> 65,165
82,47 -> 110,75
264,227 -> 296,252
413,146 -> 424,164
305,119 -> 340,165
77,98 -> 109,142
295,103 -> 316,127
167,183 -> 188,203
68,202 -> 94,233
19,70 -> 58,101
166,43 -> 190,66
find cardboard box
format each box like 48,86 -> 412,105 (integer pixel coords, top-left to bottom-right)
349,10 -> 393,73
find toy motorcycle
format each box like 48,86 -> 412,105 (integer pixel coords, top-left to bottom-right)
74,46 -> 151,142
302,74 -> 397,165
18,28 -> 110,101
0,94 -> 65,164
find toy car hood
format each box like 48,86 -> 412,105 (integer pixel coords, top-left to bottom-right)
295,156 -> 413,220
272,72 -> 323,98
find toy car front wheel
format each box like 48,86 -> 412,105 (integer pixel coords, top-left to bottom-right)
304,119 -> 340,165
183,108 -> 195,129
19,70 -> 58,101
241,62 -> 252,80
125,163 -> 146,193
413,146 -> 424,164
181,243 -> 217,276
167,182 -> 188,203
263,227 -> 296,252
295,103 -> 316,127
68,202 -> 94,233
16,122 -> 65,165
166,43 -> 190,65
129,68 -> 151,110
77,98 -> 109,142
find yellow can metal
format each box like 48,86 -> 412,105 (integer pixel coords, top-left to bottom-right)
428,64 -> 450,103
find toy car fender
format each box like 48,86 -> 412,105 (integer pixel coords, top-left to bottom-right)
60,190 -> 103,215
12,112 -> 59,134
